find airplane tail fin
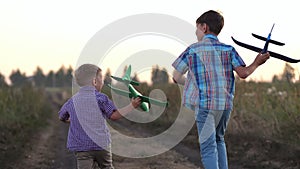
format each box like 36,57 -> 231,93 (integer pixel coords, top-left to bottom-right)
252,33 -> 285,46
123,65 -> 132,81
110,65 -> 140,85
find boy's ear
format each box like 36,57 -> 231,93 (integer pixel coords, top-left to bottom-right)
203,23 -> 208,33
93,78 -> 97,85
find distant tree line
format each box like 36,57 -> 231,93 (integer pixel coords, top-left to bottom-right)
0,63 -> 299,88
0,65 -> 73,88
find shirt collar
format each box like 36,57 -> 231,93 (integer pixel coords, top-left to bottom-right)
79,85 -> 96,92
203,34 -> 218,41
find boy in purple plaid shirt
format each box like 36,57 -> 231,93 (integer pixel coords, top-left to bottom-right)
172,10 -> 270,169
59,64 -> 141,169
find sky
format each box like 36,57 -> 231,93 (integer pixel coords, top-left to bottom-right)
1,0 -> 300,84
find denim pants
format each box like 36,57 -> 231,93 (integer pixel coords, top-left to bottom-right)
195,109 -> 231,169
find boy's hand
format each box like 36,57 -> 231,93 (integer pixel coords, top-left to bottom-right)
254,52 -> 270,66
131,97 -> 141,108
59,118 -> 70,123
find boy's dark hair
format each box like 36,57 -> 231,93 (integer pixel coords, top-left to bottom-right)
196,10 -> 224,35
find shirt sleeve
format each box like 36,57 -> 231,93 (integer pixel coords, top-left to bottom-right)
172,47 -> 191,74
231,47 -> 246,68
96,93 -> 117,119
58,101 -> 70,121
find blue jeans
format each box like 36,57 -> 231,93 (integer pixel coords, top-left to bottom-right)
195,109 -> 231,169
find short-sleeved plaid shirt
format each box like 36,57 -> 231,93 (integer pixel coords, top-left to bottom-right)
58,86 -> 116,151
172,34 -> 245,110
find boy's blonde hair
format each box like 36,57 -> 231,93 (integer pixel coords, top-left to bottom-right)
75,64 -> 101,87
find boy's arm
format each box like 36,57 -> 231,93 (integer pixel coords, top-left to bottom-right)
110,97 -> 141,121
58,101 -> 70,123
172,70 -> 186,85
172,46 -> 190,84
58,113 -> 70,123
235,52 -> 270,79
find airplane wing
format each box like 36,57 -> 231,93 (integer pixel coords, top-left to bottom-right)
106,84 -> 133,98
111,76 -> 140,86
231,37 -> 300,63
252,33 -> 285,46
106,84 -> 168,107
139,95 -> 169,107
111,76 -> 126,83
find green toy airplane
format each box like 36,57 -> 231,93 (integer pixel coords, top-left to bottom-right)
105,65 -> 169,112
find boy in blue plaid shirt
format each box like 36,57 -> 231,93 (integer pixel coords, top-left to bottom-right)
172,10 -> 270,169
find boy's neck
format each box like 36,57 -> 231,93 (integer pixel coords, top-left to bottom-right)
80,85 -> 96,90
205,32 -> 217,36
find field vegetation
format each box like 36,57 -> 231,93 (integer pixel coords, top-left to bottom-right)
0,63 -> 299,168
0,85 -> 52,168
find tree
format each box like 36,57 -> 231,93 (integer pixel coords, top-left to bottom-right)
45,70 -> 55,87
132,72 -> 140,82
151,65 -> 169,84
160,67 -> 169,84
272,75 -> 280,83
281,63 -> 295,83
104,68 -> 112,84
9,69 -> 27,87
33,66 -> 46,87
0,73 -> 8,87
151,65 -> 159,84
122,65 -> 128,77
65,66 -> 73,87
55,66 -> 66,87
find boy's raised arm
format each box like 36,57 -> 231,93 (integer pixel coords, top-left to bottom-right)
235,52 -> 270,79
110,97 -> 141,121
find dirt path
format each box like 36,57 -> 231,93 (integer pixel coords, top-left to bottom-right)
10,107 -> 300,169
11,110 -> 201,169
110,120 -> 201,169
10,111 -> 76,169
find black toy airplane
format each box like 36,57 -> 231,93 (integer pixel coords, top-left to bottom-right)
231,24 -> 300,63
